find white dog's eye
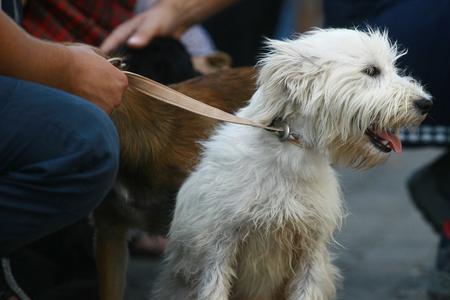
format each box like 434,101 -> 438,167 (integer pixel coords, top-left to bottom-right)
363,65 -> 381,77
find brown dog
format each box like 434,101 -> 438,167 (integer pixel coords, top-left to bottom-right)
93,67 -> 257,300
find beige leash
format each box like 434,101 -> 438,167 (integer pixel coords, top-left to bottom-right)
109,58 -> 303,146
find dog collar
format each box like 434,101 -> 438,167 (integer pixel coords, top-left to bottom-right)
270,118 -> 306,148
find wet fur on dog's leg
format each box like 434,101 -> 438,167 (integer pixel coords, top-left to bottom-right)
196,245 -> 237,300
95,221 -> 129,300
153,236 -> 239,300
160,236 -> 238,300
286,245 -> 339,300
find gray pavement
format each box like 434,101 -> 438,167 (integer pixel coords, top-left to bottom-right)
335,148 -> 442,300
127,148 -> 444,300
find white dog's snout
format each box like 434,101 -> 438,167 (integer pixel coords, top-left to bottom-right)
414,98 -> 433,115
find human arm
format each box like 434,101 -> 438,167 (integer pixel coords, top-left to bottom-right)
100,0 -> 238,53
0,11 -> 128,114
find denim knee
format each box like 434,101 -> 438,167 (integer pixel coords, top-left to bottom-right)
0,78 -> 120,255
59,100 -> 120,217
8,83 -> 122,217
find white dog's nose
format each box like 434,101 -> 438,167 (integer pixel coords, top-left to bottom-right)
414,98 -> 433,114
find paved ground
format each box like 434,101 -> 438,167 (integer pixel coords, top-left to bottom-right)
335,148 -> 442,300
126,148 -> 444,300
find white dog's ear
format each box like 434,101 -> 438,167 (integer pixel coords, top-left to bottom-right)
259,38 -> 322,91
251,37 -> 322,123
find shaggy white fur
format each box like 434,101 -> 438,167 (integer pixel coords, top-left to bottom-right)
153,28 -> 431,300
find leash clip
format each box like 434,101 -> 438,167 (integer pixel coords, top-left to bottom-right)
271,118 -> 291,142
277,122 -> 291,142
108,57 -> 126,69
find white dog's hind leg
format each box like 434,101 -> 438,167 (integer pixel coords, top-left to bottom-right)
287,246 -> 339,300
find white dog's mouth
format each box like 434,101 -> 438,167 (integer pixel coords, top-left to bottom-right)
365,128 -> 402,153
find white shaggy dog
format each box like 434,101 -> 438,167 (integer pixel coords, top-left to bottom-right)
153,28 -> 432,300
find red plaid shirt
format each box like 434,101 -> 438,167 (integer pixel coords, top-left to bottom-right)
22,0 -> 136,46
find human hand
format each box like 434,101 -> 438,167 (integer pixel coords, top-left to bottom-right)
64,45 -> 128,114
100,1 -> 186,54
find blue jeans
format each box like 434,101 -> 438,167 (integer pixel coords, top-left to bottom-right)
0,76 -> 119,256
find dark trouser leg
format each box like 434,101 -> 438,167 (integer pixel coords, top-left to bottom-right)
0,76 -> 119,256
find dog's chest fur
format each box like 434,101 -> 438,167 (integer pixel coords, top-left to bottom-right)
174,124 -> 343,299
229,175 -> 340,300
232,222 -> 303,300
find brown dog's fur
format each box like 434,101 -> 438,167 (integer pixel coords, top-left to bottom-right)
93,67 -> 257,300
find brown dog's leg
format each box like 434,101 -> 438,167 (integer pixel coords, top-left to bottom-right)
95,221 -> 129,300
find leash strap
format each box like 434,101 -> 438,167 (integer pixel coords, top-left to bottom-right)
123,71 -> 283,133
109,58 -> 304,146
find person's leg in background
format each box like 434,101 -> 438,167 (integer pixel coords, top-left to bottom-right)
324,1 -> 450,299
408,150 -> 450,300
0,76 -> 119,299
204,0 -> 283,66
275,0 -> 301,39
275,0 -> 325,39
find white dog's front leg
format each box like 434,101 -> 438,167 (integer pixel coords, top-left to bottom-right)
196,239 -> 238,300
287,246 -> 339,300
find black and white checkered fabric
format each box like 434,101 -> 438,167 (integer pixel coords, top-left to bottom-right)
400,126 -> 450,147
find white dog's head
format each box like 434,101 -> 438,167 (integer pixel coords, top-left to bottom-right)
251,28 -> 431,168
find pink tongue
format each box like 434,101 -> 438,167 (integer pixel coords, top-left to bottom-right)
377,131 -> 403,153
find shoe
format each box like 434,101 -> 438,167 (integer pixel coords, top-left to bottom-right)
408,150 -> 450,233
429,235 -> 450,300
0,258 -> 29,300
407,151 -> 450,300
